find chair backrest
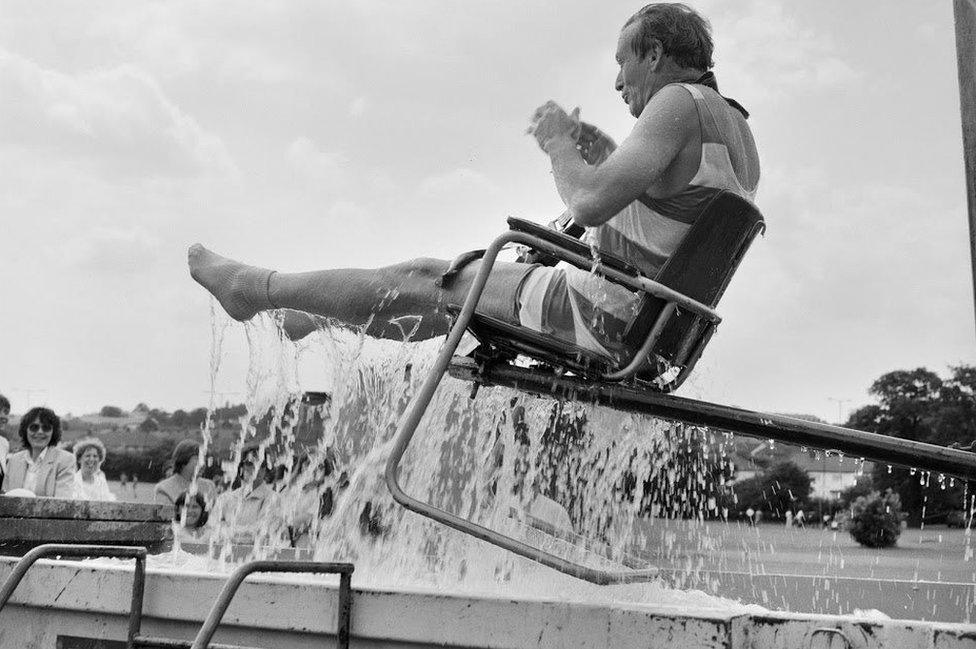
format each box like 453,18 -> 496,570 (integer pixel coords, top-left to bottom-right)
624,190 -> 765,384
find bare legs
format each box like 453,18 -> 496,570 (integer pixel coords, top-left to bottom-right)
188,244 -> 521,341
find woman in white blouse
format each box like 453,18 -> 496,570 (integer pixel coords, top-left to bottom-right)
72,437 -> 117,501
2,407 -> 75,498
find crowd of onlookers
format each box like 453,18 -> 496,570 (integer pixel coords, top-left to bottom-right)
0,393 -> 320,548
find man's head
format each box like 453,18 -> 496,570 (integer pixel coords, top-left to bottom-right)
172,439 -> 201,478
616,3 -> 714,117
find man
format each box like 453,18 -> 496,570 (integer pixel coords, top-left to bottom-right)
190,3 -> 759,356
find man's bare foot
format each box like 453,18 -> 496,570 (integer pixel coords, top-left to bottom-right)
188,244 -> 274,321
281,310 -> 321,341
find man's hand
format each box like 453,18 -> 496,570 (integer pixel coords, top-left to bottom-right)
528,101 -> 580,152
577,121 -> 616,165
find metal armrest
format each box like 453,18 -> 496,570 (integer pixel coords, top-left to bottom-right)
507,217 -> 642,276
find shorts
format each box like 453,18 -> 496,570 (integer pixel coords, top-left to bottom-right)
473,261 -> 540,324
515,265 -> 640,357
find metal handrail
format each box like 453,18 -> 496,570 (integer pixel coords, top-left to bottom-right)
385,230 -> 663,584
188,560 -> 354,649
0,544 -> 147,648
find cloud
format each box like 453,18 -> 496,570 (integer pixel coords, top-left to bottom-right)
417,168 -> 499,200
707,0 -> 860,102
58,228 -> 163,275
0,50 -> 237,179
328,200 -> 372,224
286,136 -> 347,187
348,96 -> 368,117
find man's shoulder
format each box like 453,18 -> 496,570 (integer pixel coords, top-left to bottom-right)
634,84 -> 699,139
643,83 -> 698,118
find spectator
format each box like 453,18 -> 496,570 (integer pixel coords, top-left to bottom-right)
72,437 -> 117,502
0,393 -> 10,486
173,491 -> 211,544
217,459 -> 280,544
154,440 -> 217,506
2,407 -> 74,498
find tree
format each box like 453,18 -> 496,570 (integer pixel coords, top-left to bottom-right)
730,461 -> 812,519
99,405 -> 125,418
847,490 -> 902,548
852,365 -> 974,526
758,461 -> 812,518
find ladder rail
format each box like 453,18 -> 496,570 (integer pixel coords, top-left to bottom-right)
0,543 -> 147,648
187,560 -> 354,649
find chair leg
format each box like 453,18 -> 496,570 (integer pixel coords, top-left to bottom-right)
384,232 -> 659,585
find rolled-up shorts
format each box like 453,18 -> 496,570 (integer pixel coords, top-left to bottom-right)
476,262 -> 640,357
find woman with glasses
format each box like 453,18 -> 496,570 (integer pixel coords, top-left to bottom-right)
1,406 -> 75,498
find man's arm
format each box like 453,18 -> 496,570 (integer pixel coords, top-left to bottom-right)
531,86 -> 697,227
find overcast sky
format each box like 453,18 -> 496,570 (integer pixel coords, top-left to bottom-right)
0,0 -> 972,422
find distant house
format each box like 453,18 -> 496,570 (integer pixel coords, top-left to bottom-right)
791,449 -> 872,500
731,431 -> 872,501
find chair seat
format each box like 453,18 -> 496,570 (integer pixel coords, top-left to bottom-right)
458,309 -> 616,376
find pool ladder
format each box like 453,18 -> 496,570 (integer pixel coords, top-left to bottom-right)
0,544 -> 354,649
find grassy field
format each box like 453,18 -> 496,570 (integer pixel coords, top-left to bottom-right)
630,519 -> 975,582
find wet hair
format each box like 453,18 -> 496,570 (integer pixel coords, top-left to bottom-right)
623,3 -> 714,70
74,437 -> 107,465
171,439 -> 201,475
173,491 -> 209,529
18,407 -> 61,448
0,393 -> 9,413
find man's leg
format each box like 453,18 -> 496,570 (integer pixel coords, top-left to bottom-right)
188,244 -> 531,341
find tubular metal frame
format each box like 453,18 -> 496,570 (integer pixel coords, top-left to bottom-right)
386,223 -> 976,585
385,228 -> 696,585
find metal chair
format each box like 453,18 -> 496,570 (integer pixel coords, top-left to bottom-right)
385,191 -> 764,584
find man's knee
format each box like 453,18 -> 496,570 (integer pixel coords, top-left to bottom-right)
389,258 -> 449,283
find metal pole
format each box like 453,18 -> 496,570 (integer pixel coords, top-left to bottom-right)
955,0 -> 976,337
454,360 -> 976,481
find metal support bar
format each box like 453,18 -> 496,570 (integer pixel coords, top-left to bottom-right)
188,560 -> 354,649
134,639 -> 264,649
954,0 -> 976,336
0,544 -> 147,649
450,359 -> 976,482
385,231 -> 660,585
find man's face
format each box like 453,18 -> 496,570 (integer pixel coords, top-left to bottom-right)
614,23 -> 658,118
0,408 -> 8,434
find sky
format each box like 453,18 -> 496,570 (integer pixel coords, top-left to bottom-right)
0,0 -> 972,423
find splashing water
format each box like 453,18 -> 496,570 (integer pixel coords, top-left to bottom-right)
172,312 -> 756,610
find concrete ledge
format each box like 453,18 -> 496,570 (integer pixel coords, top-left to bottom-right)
1,558 -> 976,648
